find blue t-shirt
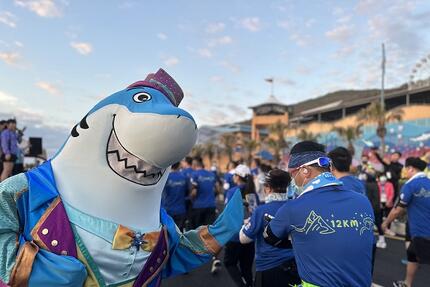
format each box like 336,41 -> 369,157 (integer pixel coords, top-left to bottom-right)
190,169 -> 216,209
242,200 -> 294,271
269,185 -> 374,287
399,173 -> 430,237
223,172 -> 236,190
181,167 -> 194,179
340,175 -> 366,196
161,171 -> 188,216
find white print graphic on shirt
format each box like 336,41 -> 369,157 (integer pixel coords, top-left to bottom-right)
414,188 -> 430,198
292,210 -> 374,236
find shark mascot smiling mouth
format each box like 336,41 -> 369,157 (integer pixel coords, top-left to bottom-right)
0,69 -> 243,287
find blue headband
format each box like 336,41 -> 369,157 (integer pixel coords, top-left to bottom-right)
288,151 -> 327,169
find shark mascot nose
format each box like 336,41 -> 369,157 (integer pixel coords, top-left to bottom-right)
113,105 -> 197,168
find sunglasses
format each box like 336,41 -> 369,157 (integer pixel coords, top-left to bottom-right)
299,157 -> 332,168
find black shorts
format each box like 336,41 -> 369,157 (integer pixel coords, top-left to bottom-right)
407,237 -> 430,264
255,259 -> 301,287
1,154 -> 17,162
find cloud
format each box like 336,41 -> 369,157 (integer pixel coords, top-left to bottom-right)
220,61 -> 240,74
36,81 -> 61,96
208,35 -> 233,47
15,41 -> 24,47
296,66 -> 312,75
210,75 -> 223,83
277,77 -> 296,86
157,33 -> 167,40
278,20 -> 290,30
198,48 -> 213,58
325,24 -> 354,43
240,17 -> 261,32
290,33 -> 310,47
164,56 -> 179,66
305,18 -> 316,28
0,91 -> 18,104
332,45 -> 356,59
0,52 -> 21,65
206,22 -> 225,33
14,0 -> 63,18
70,42 -> 93,55
0,11 -> 17,28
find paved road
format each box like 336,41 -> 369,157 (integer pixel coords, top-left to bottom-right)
163,238 -> 429,287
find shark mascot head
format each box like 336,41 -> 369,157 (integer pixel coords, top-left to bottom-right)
51,69 -> 197,229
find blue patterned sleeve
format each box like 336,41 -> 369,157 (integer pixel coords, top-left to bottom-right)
163,188 -> 244,277
0,173 -> 27,283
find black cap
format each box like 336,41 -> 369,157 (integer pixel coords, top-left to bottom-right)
405,157 -> 427,171
264,169 -> 291,192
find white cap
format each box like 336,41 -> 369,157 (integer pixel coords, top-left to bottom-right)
234,164 -> 251,178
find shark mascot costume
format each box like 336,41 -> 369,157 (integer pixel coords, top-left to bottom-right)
0,69 -> 243,287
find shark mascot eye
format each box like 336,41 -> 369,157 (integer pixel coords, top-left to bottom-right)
0,68 -> 244,287
133,92 -> 152,103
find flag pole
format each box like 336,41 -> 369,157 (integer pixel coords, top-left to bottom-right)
381,43 -> 385,111
271,78 -> 274,96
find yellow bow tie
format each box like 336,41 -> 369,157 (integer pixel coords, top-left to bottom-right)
112,225 -> 160,252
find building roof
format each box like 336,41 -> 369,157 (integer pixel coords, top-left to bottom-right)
249,94 -> 288,109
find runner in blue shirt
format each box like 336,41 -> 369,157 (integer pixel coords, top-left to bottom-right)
189,157 -> 217,229
382,157 -> 430,287
223,164 -> 258,287
223,161 -> 239,191
264,141 -> 374,287
181,156 -> 194,179
328,147 -> 366,196
239,169 -> 300,287
161,162 -> 188,231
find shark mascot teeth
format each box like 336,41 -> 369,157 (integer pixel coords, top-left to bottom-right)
0,69 -> 243,287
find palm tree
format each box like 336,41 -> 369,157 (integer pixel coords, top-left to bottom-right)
357,102 -> 403,156
191,144 -> 204,158
297,129 -> 319,141
220,133 -> 236,162
267,121 -> 289,163
266,138 -> 282,163
243,138 -> 259,165
202,142 -> 216,163
332,124 -> 363,156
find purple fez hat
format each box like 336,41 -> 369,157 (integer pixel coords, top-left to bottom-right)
128,68 -> 184,106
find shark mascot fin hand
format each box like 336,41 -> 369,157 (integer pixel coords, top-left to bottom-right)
0,69 -> 243,287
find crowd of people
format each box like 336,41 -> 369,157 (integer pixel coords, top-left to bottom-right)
161,141 -> 430,287
0,119 -> 25,182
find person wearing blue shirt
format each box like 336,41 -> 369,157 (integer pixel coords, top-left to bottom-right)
328,147 -> 367,196
1,119 -> 18,182
223,161 -> 239,191
264,141 -> 374,287
383,157 -> 430,287
181,156 -> 194,179
189,157 -> 217,229
239,169 -> 300,287
223,164 -> 259,287
161,162 -> 188,231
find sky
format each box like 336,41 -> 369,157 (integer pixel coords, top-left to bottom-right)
1,0 -> 430,154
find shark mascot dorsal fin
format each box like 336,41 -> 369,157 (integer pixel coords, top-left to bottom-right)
0,69 -> 244,287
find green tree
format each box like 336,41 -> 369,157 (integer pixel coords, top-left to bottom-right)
243,138 -> 259,165
202,142 -> 216,163
267,120 -> 289,164
297,129 -> 319,142
332,124 -> 363,156
191,144 -> 204,158
220,133 -> 236,162
357,102 -> 403,156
